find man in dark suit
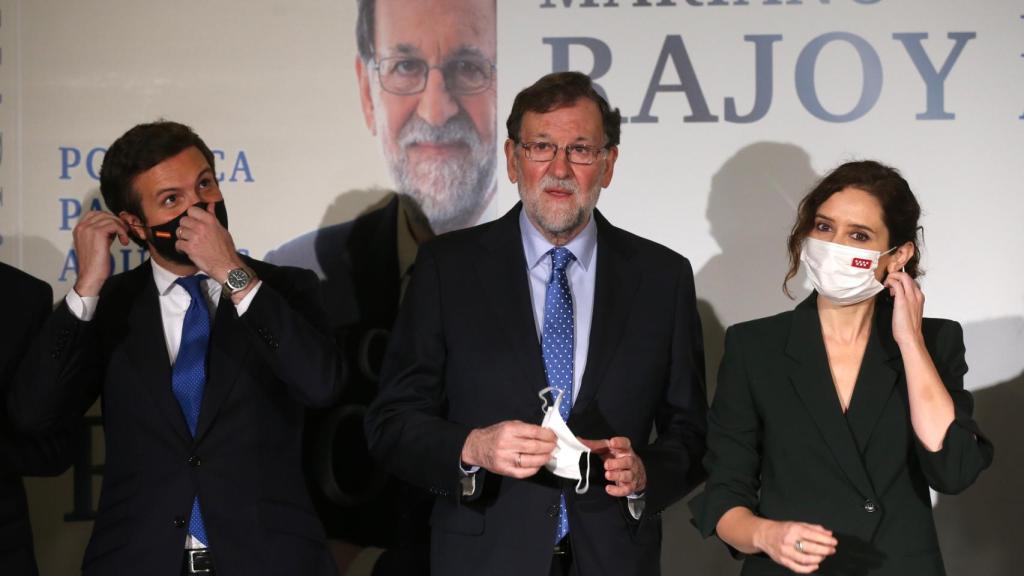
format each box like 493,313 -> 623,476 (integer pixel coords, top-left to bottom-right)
9,121 -> 344,576
0,262 -> 74,575
366,72 -> 709,576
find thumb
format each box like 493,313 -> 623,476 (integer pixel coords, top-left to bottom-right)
578,438 -> 610,453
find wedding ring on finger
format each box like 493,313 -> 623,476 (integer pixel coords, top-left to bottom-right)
516,453 -> 522,468
795,540 -> 805,553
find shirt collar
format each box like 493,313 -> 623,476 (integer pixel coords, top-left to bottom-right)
519,208 -> 598,272
150,258 -> 211,296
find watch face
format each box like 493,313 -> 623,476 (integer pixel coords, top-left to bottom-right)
227,268 -> 250,291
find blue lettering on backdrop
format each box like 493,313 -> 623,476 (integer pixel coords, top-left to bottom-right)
58,247 -> 148,282
59,147 -> 255,182
892,32 -> 975,120
545,37 -> 614,103
59,197 -> 102,230
545,30 -> 974,123
632,35 -> 718,123
795,32 -> 882,123
725,35 -> 782,123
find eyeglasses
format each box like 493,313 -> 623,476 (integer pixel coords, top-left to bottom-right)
518,141 -> 609,166
372,56 -> 495,95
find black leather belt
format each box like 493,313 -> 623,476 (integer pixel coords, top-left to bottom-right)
551,539 -> 574,576
183,549 -> 215,575
553,540 -> 571,556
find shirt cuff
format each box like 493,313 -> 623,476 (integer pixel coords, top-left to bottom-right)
232,280 -> 262,316
65,290 -> 99,321
626,492 -> 646,520
459,461 -> 480,497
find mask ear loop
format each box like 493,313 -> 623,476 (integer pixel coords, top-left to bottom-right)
576,450 -> 591,494
537,387 -> 558,413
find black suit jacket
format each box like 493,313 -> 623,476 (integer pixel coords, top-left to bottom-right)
0,262 -> 74,576
9,258 -> 343,576
690,294 -> 993,576
366,205 -> 709,576
268,194 -> 432,575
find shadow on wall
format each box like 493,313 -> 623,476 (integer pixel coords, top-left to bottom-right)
317,187 -> 393,231
20,235 -> 72,295
933,317 -> 1024,576
663,142 -> 820,576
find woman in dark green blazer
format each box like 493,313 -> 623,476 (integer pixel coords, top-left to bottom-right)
690,161 -> 993,575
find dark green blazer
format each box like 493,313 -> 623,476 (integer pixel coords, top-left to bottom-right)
690,294 -> 993,576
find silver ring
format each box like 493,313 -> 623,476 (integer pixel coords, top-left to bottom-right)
177,227 -> 184,239
516,453 -> 522,468
795,540 -> 804,553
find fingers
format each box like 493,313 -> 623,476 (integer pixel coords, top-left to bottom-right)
577,437 -> 610,454
886,271 -> 923,302
463,421 -> 557,479
515,451 -> 553,470
604,481 -> 637,498
601,441 -> 646,495
779,524 -> 836,573
72,210 -> 132,295
797,523 -> 837,546
607,436 -> 631,454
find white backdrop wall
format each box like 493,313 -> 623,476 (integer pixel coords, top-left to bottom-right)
0,1 -> 1020,574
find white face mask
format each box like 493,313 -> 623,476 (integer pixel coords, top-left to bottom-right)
538,387 -> 591,494
801,237 -> 897,306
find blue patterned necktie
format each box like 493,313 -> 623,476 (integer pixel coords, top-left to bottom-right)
541,247 -> 576,544
173,275 -> 210,546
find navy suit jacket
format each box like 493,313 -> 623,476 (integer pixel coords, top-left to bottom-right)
0,262 -> 74,576
366,205 -> 709,576
9,257 -> 343,576
690,294 -> 994,576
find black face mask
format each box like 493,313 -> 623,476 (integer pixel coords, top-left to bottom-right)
146,200 -> 229,266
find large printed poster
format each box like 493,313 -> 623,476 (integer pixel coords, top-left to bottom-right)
0,1 -> 1021,574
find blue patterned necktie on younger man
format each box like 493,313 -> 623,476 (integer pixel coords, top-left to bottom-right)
542,247 -> 576,544
173,275 -> 210,546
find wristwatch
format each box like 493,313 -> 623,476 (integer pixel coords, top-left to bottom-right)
223,267 -> 253,294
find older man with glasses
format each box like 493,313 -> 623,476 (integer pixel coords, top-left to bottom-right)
265,1 -> 496,575
367,71 -> 709,576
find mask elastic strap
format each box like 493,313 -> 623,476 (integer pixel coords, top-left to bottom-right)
576,450 -> 591,494
538,387 -> 559,413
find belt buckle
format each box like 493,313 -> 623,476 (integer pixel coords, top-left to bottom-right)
188,549 -> 212,575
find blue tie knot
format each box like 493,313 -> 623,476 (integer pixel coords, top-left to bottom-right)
548,247 -> 576,273
175,274 -> 209,301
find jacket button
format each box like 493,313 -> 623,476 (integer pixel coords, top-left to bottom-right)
547,505 -> 560,518
863,499 -> 878,513
174,516 -> 185,528
188,455 -> 201,467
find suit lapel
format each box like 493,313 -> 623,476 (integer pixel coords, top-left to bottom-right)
475,204 -> 548,394
846,301 -> 900,451
573,210 -> 639,415
125,263 -> 191,443
786,295 -> 877,499
195,288 -> 254,441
